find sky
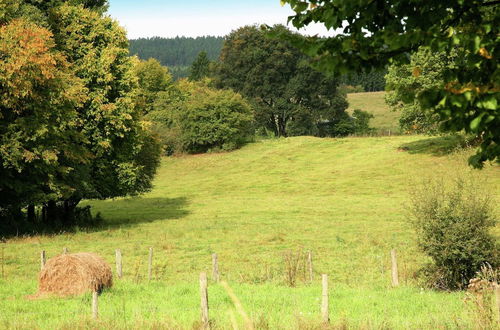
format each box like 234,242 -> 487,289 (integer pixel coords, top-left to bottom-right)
108,0 -> 331,39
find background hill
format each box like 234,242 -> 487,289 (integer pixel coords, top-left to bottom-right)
347,92 -> 400,134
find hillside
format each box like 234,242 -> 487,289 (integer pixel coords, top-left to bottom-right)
347,91 -> 400,134
1,136 -> 498,328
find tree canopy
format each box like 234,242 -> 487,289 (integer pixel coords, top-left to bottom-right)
216,25 -> 348,138
0,1 -> 161,233
385,48 -> 453,134
280,0 -> 499,167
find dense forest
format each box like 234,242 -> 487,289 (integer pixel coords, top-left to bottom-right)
128,36 -> 385,91
129,36 -> 224,78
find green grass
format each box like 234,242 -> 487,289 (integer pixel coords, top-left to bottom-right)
1,136 -> 498,329
347,92 -> 400,133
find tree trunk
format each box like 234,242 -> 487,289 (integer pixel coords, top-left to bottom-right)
46,200 -> 58,227
27,204 -> 35,224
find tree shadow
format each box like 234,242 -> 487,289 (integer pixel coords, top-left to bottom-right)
88,197 -> 190,230
397,135 -> 473,157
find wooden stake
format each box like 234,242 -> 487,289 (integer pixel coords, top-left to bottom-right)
391,249 -> 399,287
148,247 -> 153,281
115,249 -> 122,279
63,247 -> 68,254
495,283 -> 500,324
1,245 -> 4,279
40,250 -> 46,271
92,291 -> 98,319
321,274 -> 329,324
307,251 -> 313,282
200,272 -> 209,329
212,253 -> 220,282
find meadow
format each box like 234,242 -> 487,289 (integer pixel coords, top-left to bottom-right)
1,129 -> 498,328
347,92 -> 400,134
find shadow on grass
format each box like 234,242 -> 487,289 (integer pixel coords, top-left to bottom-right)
398,135 -> 473,157
0,197 -> 190,238
89,196 -> 190,229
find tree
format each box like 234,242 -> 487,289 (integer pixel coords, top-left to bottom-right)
189,51 -> 211,81
280,0 -> 499,168
0,1 -> 161,232
216,25 -> 348,137
385,47 -> 453,134
133,58 -> 173,114
0,18 -> 87,228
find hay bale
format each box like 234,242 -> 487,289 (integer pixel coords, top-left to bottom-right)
37,252 -> 113,296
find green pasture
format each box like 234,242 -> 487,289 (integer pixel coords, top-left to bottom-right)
347,92 -> 400,134
1,135 -> 498,328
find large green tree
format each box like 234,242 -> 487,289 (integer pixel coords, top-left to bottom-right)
0,1 -> 161,232
280,0 -> 499,167
385,48 -> 454,134
216,25 -> 348,137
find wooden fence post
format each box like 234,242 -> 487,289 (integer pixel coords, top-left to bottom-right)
1,245 -> 4,279
200,272 -> 209,329
40,250 -> 46,271
212,253 -> 219,282
63,247 -> 68,254
391,249 -> 399,287
495,283 -> 500,324
115,249 -> 122,279
92,291 -> 98,319
148,247 -> 153,281
307,251 -> 313,282
321,274 -> 329,324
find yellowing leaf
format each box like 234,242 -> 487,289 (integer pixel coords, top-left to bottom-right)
412,67 -> 421,77
479,47 -> 492,59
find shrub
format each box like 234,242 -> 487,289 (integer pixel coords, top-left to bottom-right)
148,80 -> 254,154
318,109 -> 374,137
408,173 -> 498,290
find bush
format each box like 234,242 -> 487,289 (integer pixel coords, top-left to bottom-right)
318,109 -> 374,137
408,173 -> 498,290
148,80 -> 254,154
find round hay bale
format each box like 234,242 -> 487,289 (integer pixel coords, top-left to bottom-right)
37,252 -> 113,296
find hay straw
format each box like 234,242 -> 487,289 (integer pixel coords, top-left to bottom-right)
34,252 -> 112,297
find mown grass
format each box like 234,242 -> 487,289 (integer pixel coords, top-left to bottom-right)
1,135 -> 498,329
347,92 -> 400,133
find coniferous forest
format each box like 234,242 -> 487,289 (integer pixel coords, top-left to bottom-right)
129,36 -> 224,79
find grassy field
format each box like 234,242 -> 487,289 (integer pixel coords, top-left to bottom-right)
1,135 -> 498,329
347,92 -> 400,134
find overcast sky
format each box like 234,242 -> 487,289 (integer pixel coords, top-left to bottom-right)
108,0 -> 331,39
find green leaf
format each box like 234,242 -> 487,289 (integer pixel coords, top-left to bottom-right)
470,113 -> 484,131
476,96 -> 497,110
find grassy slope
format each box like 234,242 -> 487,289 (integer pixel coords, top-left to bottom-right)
347,92 -> 400,133
1,136 -> 498,329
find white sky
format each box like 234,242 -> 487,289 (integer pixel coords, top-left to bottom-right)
108,1 -> 333,39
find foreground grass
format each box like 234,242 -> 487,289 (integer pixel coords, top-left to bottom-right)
347,92 -> 399,133
1,136 -> 498,328
0,280 -> 472,329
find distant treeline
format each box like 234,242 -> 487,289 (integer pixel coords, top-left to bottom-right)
129,36 -> 224,78
128,36 -> 385,91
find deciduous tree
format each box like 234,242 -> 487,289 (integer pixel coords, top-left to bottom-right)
280,0 -> 499,167
216,25 -> 348,137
